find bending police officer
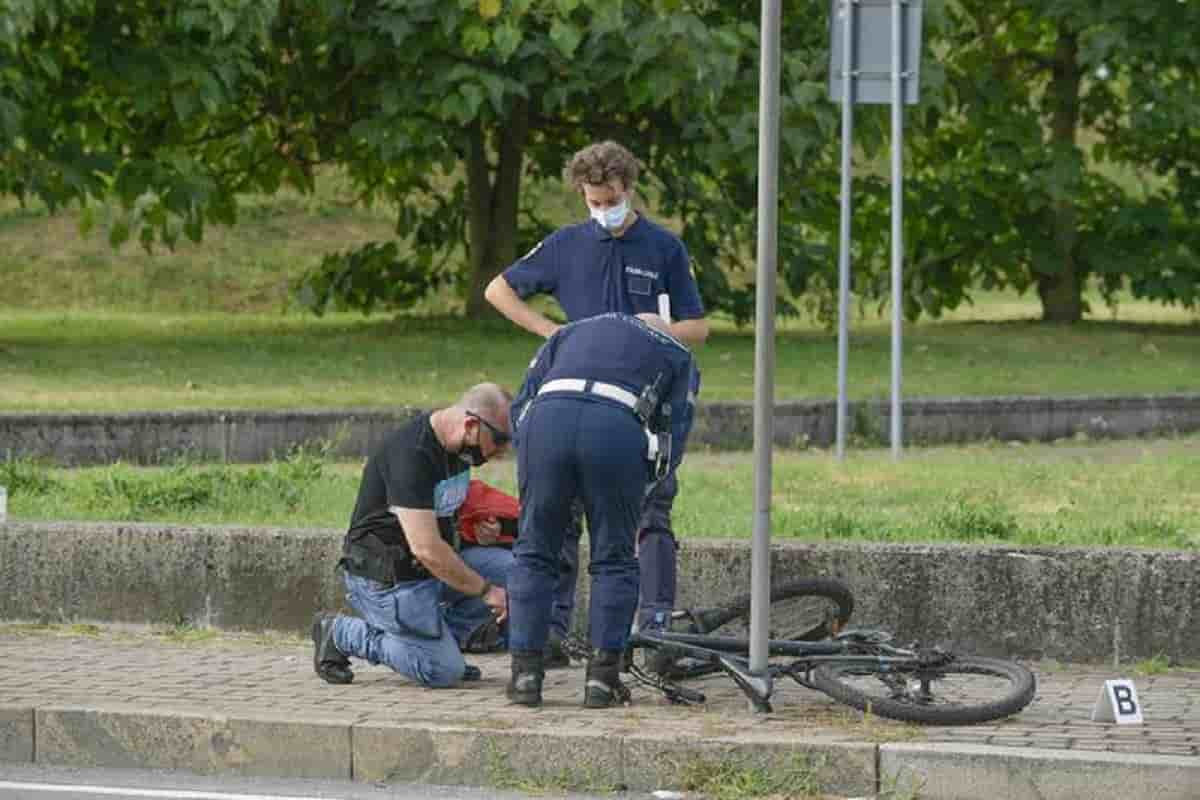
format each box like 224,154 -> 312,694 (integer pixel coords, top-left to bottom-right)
505,313 -> 698,708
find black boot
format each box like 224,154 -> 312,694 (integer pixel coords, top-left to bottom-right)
543,633 -> 571,669
584,649 -> 631,708
506,650 -> 544,707
640,611 -> 682,678
312,613 -> 353,685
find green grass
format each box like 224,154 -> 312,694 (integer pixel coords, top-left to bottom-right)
1,169 -> 1197,412
1,307 -> 1197,412
0,171 -> 584,316
6,437 -> 1197,548
676,754 -> 831,800
1132,654 -> 1173,675
0,174 -> 398,315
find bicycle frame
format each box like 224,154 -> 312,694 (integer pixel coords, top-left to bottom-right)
628,627 -> 930,712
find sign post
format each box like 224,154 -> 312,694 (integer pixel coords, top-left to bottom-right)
829,0 -> 924,459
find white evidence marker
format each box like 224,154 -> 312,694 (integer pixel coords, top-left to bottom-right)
1090,678 -> 1144,724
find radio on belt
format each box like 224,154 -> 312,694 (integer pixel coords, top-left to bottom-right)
636,371 -> 672,480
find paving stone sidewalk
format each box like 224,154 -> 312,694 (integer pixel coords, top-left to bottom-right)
0,627 -> 1196,797
1,626 -> 1197,754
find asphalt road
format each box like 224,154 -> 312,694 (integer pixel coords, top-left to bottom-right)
0,765 -> 622,800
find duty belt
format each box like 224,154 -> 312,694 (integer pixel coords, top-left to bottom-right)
537,378 -> 639,411
536,378 -> 670,478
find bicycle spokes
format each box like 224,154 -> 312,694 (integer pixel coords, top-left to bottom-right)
836,662 -> 1019,709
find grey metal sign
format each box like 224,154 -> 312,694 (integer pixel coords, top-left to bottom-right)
829,0 -> 923,105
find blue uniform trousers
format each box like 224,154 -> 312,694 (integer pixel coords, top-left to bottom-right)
550,467 -> 678,635
509,397 -> 648,653
548,500 -> 583,638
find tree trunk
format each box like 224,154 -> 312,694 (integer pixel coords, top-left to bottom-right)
1037,26 -> 1084,323
464,97 -> 530,319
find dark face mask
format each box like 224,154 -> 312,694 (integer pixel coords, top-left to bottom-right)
457,429 -> 488,467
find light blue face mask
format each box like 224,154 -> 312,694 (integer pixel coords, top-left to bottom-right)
590,198 -> 629,230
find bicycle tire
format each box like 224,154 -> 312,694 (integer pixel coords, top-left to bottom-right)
694,577 -> 855,642
809,655 -> 1036,725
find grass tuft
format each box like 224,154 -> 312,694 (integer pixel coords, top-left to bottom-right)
677,754 -> 826,800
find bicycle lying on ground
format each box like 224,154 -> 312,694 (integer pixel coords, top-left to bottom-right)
559,577 -> 1037,725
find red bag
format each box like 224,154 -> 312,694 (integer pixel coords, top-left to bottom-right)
458,479 -> 519,546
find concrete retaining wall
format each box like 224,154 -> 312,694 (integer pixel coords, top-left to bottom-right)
2,520 -> 1195,663
4,393 -> 1199,465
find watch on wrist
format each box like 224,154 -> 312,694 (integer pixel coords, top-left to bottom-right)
477,580 -> 493,599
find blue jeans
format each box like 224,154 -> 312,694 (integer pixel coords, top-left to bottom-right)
442,546 -> 514,646
332,546 -> 512,688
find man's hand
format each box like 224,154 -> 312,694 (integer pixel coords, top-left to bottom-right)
474,517 -> 501,546
485,275 -> 561,339
483,584 -> 508,623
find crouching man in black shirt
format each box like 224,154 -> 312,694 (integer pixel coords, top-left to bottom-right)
313,383 -> 513,688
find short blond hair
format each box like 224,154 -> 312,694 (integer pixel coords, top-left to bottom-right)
563,141 -> 640,192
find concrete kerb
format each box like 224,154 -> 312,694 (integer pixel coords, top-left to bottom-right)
880,742 -> 1200,800
6,705 -> 877,793
0,706 -> 33,763
33,706 -> 352,779
3,393 -> 1199,465
6,706 -> 1199,799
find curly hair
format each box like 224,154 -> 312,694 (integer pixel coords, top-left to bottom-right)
563,141 -> 640,191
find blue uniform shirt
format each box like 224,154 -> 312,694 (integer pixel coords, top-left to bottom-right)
512,313 -> 699,477
502,216 -> 705,323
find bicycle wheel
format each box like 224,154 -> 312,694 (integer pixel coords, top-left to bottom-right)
693,577 -> 855,642
810,655 -> 1036,725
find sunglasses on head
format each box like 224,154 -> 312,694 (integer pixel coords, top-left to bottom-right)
466,411 -> 511,446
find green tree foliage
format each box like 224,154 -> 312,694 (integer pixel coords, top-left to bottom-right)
1,1 -> 1197,323
863,1 -> 1200,322
0,0 -> 840,321
0,1 -> 284,248
291,0 -> 839,319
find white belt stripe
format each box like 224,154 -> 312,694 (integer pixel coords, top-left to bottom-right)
537,379 -> 638,410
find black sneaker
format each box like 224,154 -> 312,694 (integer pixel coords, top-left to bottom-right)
583,658 -> 632,708
543,634 -> 571,669
312,613 -> 353,685
506,671 -> 543,706
462,663 -> 483,682
639,618 -> 682,677
506,651 -> 544,707
583,674 -> 632,708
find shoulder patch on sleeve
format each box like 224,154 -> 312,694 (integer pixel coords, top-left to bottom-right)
521,239 -> 546,261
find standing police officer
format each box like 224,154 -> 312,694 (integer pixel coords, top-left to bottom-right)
485,141 -> 708,664
505,313 -> 698,708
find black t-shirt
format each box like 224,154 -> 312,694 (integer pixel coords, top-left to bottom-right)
345,413 -> 469,582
